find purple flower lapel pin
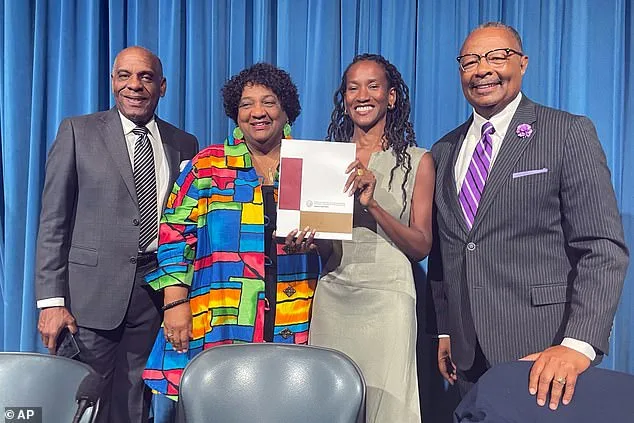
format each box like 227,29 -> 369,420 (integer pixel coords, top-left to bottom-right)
516,123 -> 533,138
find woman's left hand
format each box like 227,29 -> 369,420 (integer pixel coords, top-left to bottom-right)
280,227 -> 317,254
345,160 -> 376,207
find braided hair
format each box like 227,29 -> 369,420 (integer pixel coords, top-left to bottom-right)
326,53 -> 416,218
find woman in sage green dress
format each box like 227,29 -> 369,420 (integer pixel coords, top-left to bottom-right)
309,54 -> 435,423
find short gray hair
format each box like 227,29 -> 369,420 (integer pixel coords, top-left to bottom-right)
476,22 -> 523,51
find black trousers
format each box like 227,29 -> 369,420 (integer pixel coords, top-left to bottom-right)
456,340 -> 491,399
75,256 -> 162,423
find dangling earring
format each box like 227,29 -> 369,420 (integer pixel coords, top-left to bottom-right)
283,122 -> 292,139
233,126 -> 244,140
388,103 -> 395,110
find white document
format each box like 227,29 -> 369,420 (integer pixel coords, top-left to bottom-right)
277,139 -> 355,240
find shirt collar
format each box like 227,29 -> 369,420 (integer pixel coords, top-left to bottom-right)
117,111 -> 159,141
472,92 -> 523,139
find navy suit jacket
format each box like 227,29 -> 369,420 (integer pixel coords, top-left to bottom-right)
428,95 -> 628,370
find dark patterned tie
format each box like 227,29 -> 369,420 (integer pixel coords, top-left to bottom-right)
458,121 -> 495,229
132,126 -> 158,250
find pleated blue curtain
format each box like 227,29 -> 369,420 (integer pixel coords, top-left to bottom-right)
1,0 -> 632,380
622,0 -> 634,376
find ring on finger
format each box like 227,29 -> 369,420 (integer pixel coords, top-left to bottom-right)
554,376 -> 566,385
357,168 -> 364,176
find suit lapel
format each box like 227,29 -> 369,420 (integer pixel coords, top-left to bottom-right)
470,96 -> 537,233
441,119 -> 472,236
156,118 -> 181,205
100,108 -> 137,203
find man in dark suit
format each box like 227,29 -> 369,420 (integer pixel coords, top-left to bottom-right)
428,22 -> 628,411
35,46 -> 198,423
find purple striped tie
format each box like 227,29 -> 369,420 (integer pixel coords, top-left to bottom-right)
459,121 -> 495,229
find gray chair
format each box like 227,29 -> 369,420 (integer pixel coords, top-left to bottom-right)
0,352 -> 97,422
178,343 -> 366,423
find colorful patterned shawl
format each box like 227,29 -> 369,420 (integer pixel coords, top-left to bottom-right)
142,138 -> 320,397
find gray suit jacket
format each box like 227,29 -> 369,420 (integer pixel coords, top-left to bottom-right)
35,107 -> 198,330
428,96 -> 628,370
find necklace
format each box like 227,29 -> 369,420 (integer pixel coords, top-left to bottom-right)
249,144 -> 281,185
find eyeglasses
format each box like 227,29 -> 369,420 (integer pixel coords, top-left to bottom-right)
456,48 -> 524,72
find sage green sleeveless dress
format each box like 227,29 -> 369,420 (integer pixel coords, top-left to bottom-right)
309,146 -> 426,423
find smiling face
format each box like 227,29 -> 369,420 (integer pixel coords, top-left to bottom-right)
237,83 -> 288,152
343,60 -> 396,133
459,27 -> 528,119
111,47 -> 166,125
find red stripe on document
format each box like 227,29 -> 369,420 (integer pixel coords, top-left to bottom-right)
279,157 -> 302,210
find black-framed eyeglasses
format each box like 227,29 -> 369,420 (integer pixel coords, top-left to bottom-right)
456,48 -> 524,72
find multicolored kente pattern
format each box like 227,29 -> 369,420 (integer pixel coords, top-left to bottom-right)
142,138 -> 320,397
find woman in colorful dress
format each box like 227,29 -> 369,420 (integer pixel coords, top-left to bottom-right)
143,63 -> 319,403
309,54 -> 435,423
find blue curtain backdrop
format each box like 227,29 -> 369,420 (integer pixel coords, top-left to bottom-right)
1,0 -> 632,416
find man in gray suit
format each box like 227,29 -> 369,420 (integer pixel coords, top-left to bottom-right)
428,22 -> 628,410
35,46 -> 198,423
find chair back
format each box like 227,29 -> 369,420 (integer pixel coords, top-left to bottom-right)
454,361 -> 634,422
0,352 -> 97,423
178,343 -> 365,423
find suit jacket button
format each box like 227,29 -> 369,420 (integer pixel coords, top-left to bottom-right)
133,219 -> 140,226
130,257 -> 137,264
466,242 -> 476,251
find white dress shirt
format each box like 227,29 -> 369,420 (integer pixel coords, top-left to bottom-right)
37,112 -> 169,309
454,93 -> 522,192
120,112 -> 169,253
441,92 -> 596,361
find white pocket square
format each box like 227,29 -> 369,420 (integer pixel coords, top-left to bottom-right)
512,168 -> 548,179
179,160 -> 191,172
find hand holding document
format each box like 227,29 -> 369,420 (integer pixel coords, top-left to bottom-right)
277,139 -> 355,240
